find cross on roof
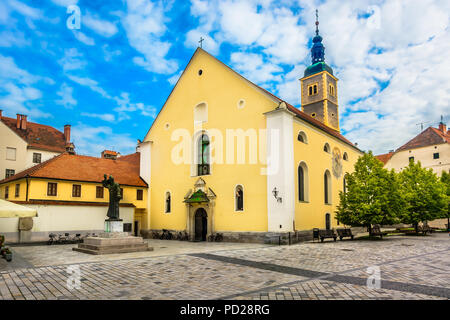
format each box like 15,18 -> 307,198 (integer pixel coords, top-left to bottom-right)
198,37 -> 204,48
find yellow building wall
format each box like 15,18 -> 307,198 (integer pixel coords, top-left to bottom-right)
0,179 -> 28,202
0,178 -> 147,211
145,49 -> 279,232
293,119 -> 362,230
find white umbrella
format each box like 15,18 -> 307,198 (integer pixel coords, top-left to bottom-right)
0,199 -> 37,218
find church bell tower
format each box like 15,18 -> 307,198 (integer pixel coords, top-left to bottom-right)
300,10 -> 340,131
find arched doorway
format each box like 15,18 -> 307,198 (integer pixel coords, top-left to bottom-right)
194,208 -> 208,241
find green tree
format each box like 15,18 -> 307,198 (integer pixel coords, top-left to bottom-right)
336,151 -> 404,234
398,161 -> 447,233
440,171 -> 450,231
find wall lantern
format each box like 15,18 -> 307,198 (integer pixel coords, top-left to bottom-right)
272,187 -> 282,203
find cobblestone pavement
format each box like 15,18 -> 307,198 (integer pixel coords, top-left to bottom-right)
0,233 -> 448,300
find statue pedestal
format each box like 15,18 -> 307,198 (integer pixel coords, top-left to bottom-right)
104,219 -> 123,233
73,219 -> 153,255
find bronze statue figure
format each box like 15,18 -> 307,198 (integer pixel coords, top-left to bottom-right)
102,174 -> 122,220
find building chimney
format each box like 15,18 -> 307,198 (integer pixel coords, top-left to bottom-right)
64,125 -> 71,143
101,150 -> 118,160
65,142 -> 75,155
20,115 -> 27,130
0,110 -> 2,119
439,122 -> 446,133
16,114 -> 21,129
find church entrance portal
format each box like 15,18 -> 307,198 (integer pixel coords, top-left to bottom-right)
194,208 -> 208,241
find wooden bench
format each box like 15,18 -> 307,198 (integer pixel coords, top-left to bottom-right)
319,229 -> 337,242
418,225 -> 433,235
370,225 -> 388,239
336,228 -> 354,240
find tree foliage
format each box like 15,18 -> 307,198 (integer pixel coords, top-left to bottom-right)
440,170 -> 450,229
336,151 -> 404,231
398,161 -> 447,231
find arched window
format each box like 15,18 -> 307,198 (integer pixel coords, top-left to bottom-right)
298,162 -> 309,202
325,213 -> 331,230
165,192 -> 171,213
197,133 -> 210,176
235,185 -> 243,211
194,102 -> 207,124
323,143 -> 330,153
308,86 -> 313,96
324,170 -> 331,204
313,84 -> 318,94
297,131 -> 307,143
343,173 -> 349,194
343,152 -> 348,161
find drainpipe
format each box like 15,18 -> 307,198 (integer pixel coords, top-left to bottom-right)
25,176 -> 29,201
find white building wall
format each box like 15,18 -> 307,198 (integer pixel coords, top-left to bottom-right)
265,108 -> 295,232
25,149 -> 61,169
0,121 -> 27,180
385,143 -> 450,176
0,205 -> 134,243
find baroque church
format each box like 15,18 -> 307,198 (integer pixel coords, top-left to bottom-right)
136,19 -> 363,242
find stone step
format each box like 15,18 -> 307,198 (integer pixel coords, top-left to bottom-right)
78,243 -> 149,251
72,246 -> 153,255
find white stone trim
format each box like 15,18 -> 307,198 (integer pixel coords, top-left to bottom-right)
265,108 -> 295,232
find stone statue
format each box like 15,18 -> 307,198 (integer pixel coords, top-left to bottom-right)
102,174 -> 121,220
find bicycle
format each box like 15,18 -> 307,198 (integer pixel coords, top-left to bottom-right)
161,229 -> 173,240
215,233 -> 223,242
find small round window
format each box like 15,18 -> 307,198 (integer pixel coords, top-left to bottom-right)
311,113 -> 316,117
237,99 -> 245,109
198,69 -> 203,75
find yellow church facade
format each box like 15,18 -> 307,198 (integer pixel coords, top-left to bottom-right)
139,41 -> 362,242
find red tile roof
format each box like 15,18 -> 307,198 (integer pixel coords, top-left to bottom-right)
1,116 -> 67,153
396,126 -> 450,152
0,152 -> 147,187
375,152 -> 394,165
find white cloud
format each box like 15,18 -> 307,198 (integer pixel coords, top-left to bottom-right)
219,1 -> 266,45
67,75 -> 110,98
0,30 -> 30,47
83,12 -> 118,38
50,0 -> 79,6
0,54 -> 50,118
72,30 -> 95,46
230,52 -> 282,84
67,75 -> 156,121
167,70 -> 182,86
114,92 -> 157,120
121,0 -> 178,74
102,44 -> 122,62
71,123 -> 136,156
185,0 -> 450,154
56,83 -> 77,109
58,48 -> 87,72
81,112 -> 115,122
7,0 -> 42,20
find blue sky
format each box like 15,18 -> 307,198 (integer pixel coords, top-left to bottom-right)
0,0 -> 449,156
